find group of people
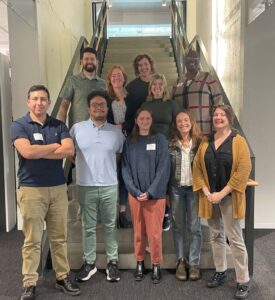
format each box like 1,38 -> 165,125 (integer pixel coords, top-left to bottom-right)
11,46 -> 252,300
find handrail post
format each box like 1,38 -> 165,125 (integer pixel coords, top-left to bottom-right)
245,157 -> 256,276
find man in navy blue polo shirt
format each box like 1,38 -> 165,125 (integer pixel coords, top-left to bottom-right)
10,85 -> 81,300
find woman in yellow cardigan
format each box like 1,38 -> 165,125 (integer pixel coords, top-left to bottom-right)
193,105 -> 251,299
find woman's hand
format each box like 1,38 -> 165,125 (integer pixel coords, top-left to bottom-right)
137,193 -> 149,202
207,192 -> 223,204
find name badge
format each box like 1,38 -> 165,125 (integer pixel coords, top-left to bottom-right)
146,143 -> 156,151
33,133 -> 43,141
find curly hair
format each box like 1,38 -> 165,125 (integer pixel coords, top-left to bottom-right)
133,53 -> 156,77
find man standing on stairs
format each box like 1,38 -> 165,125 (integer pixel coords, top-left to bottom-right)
172,49 -> 223,135
70,90 -> 124,283
57,47 -> 106,127
10,85 -> 81,300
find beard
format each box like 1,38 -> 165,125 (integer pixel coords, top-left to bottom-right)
83,63 -> 96,73
94,115 -> 106,121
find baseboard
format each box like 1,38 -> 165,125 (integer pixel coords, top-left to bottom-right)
254,223 -> 275,229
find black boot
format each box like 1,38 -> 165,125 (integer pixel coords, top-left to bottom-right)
119,211 -> 132,228
151,264 -> 161,284
20,286 -> 36,300
134,261 -> 145,281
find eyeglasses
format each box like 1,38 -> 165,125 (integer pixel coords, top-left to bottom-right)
90,102 -> 107,108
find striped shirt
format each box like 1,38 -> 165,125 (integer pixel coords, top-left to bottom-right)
172,72 -> 222,135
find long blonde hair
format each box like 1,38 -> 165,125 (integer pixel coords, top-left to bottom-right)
146,73 -> 170,102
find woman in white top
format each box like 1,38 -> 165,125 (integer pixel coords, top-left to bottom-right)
168,110 -> 202,281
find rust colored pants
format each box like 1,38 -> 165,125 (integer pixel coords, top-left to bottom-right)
128,194 -> 165,264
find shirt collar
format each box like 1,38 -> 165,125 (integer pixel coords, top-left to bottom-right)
79,72 -> 101,81
89,118 -> 107,128
25,112 -> 51,125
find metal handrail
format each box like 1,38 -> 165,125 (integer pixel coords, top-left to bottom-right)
51,0 -> 108,120
170,0 -> 256,276
51,36 -> 88,118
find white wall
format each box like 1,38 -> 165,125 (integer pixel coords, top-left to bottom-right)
195,0 -> 245,118
243,3 -> 275,228
8,0 -> 92,118
195,0 -> 212,56
7,0 -> 92,229
36,0 -> 92,106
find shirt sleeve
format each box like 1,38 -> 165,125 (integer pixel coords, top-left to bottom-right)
171,99 -> 180,119
59,76 -> 74,102
10,121 -> 29,142
192,139 -> 209,192
207,73 -> 223,105
122,140 -> 142,197
59,122 -> 71,140
146,134 -> 170,198
69,125 -> 76,143
117,129 -> 125,153
227,136 -> 252,193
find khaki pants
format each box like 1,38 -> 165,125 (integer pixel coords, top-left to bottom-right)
17,184 -> 70,287
129,194 -> 166,265
207,195 -> 249,284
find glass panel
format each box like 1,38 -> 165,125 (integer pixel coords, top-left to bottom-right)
107,24 -> 171,37
248,0 -> 275,24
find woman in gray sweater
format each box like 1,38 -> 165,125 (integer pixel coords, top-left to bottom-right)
122,108 -> 170,284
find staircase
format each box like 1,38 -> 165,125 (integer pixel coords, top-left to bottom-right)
66,36 -> 234,270
67,185 -> 233,270
101,36 -> 178,91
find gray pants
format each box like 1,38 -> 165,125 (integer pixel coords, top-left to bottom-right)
207,195 -> 249,284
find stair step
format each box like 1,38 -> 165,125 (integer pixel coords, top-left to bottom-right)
105,52 -> 174,60
107,44 -> 172,50
108,36 -> 170,41
105,48 -> 173,54
67,221 -> 233,269
104,56 -> 175,63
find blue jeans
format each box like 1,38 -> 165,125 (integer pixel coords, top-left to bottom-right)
170,186 -> 202,266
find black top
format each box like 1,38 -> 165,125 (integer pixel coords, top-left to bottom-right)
125,78 -> 150,135
107,94 -> 132,137
204,131 -> 236,192
10,113 -> 70,187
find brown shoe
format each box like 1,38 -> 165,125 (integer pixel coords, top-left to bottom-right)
189,265 -> 200,281
176,258 -> 187,281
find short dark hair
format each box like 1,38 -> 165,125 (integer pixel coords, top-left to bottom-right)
27,85 -> 50,99
80,47 -> 97,60
87,90 -> 110,107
